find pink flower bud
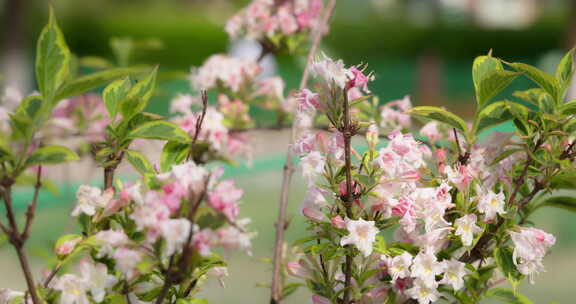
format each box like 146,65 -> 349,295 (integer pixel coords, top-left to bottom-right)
330,216 -> 346,229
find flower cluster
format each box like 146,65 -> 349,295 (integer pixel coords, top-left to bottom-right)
285,54 -> 561,304
226,0 -> 323,41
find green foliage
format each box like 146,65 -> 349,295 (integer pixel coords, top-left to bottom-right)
55,67 -> 142,102
128,121 -> 190,142
485,288 -> 535,304
508,62 -> 559,102
120,66 -> 158,122
25,145 -> 79,167
409,106 -> 469,139
493,247 -> 524,291
103,77 -> 132,121
473,100 -> 528,135
35,8 -> 71,102
535,196 -> 576,213
160,141 -> 190,172
125,150 -> 156,176
472,53 -> 518,107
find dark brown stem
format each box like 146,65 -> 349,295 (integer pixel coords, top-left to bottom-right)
270,1 -> 337,302
188,90 -> 208,162
1,184 -> 40,304
43,263 -> 62,288
22,166 -> 42,241
103,151 -> 124,191
341,89 -> 355,304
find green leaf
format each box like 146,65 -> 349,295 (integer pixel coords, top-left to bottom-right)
490,148 -> 523,166
485,288 -> 535,304
549,172 -> 576,190
120,66 -> 158,121
508,62 -> 559,102
560,100 -> 576,115
409,106 -> 468,136
0,144 -> 12,161
472,54 -> 503,94
55,67 -> 142,102
493,247 -> 523,290
474,101 -> 529,135
556,48 -> 575,95
35,8 -> 71,101
160,141 -> 190,172
477,70 -> 518,107
537,196 -> 576,213
25,145 -> 79,167
127,121 -> 190,143
125,150 -> 155,176
103,77 -> 131,120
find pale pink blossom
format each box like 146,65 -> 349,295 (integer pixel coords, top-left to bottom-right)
160,219 -> 192,257
94,230 -> 129,258
56,238 -> 81,256
293,132 -> 316,155
310,54 -> 349,89
300,151 -> 325,184
405,278 -> 440,304
440,259 -> 468,291
385,252 -> 413,282
331,215 -> 346,229
420,121 -> 441,143
340,218 -> 379,257
410,251 -> 444,284
169,94 -> 197,115
454,214 -> 483,246
208,180 -> 243,221
53,274 -> 89,304
445,165 -> 473,192
475,185 -> 506,221
113,248 -> 142,279
297,88 -> 320,113
79,260 -> 117,302
510,226 -> 556,283
71,186 -> 113,217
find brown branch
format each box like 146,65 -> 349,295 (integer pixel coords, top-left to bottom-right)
270,1 -> 337,303
22,166 -> 42,241
187,90 -> 208,162
341,90 -> 355,304
104,151 -> 125,191
43,263 -> 62,288
1,183 -> 41,304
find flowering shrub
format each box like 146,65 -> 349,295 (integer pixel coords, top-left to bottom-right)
2,2 -> 576,304
283,51 -> 576,304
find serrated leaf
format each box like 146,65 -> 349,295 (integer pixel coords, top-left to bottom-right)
35,8 -> 71,101
556,48 -> 575,95
508,62 -> 559,102
125,150 -> 155,176
55,67 -> 142,102
103,77 -> 131,120
25,145 -> 79,167
485,288 -> 535,304
474,100 -> 529,135
127,121 -> 190,143
477,70 -> 518,107
409,106 -> 468,135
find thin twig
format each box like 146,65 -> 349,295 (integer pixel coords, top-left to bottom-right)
43,263 -> 62,288
187,90 -> 208,162
1,184 -> 41,304
270,1 -> 337,303
22,166 -> 42,241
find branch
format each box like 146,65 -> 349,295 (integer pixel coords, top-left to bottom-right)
270,1 -> 337,303
341,90 -> 355,304
22,166 -> 42,241
1,183 -> 41,304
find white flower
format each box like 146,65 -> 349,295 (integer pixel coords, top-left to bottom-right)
309,54 -> 349,89
113,248 -> 142,279
94,230 -> 129,258
476,185 -> 506,221
440,259 -> 468,291
160,219 -> 191,257
340,218 -> 379,257
300,151 -> 325,184
72,186 -> 113,217
510,226 -> 556,283
53,274 -> 89,304
405,278 -> 440,304
454,214 -> 483,246
384,252 -> 413,282
79,260 -> 117,302
159,161 -> 208,194
410,251 -> 444,284
170,94 -> 197,115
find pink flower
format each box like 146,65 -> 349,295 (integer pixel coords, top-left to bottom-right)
311,296 -> 331,304
510,226 -> 556,283
346,66 -> 372,92
454,214 -> 483,246
278,5 -> 298,35
208,180 -> 243,221
287,260 -> 314,280
297,88 -> 320,112
445,165 -> 473,192
292,132 -> 316,155
331,216 -> 346,229
56,238 -> 81,256
193,228 -> 215,257
420,121 -> 441,143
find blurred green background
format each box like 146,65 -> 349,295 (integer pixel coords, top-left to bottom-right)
1,0 -> 576,303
